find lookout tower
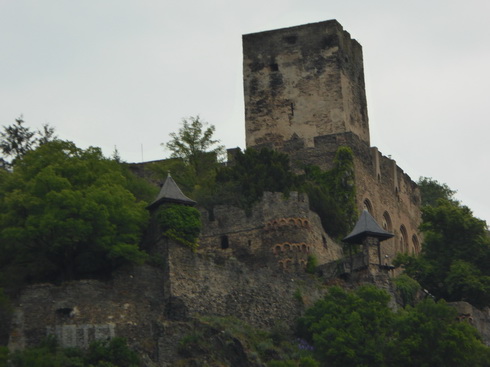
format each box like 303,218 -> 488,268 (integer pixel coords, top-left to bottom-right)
344,210 -> 394,274
243,20 -> 370,148
146,173 -> 196,211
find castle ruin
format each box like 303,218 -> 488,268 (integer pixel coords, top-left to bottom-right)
10,21 -> 486,366
243,20 -> 422,261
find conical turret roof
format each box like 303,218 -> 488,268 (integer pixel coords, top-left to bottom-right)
343,209 -> 394,244
147,173 -> 196,210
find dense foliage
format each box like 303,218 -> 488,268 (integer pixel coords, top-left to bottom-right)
0,337 -> 139,367
0,117 -> 55,168
396,178 -> 490,308
301,146 -> 357,239
216,147 -> 297,211
156,204 -> 201,251
0,140 -> 149,285
297,285 -> 490,367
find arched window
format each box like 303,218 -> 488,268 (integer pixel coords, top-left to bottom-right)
399,225 -> 408,253
363,198 -> 374,215
412,235 -> 420,254
382,211 -> 392,232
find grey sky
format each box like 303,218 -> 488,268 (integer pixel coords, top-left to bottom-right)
1,0 -> 489,223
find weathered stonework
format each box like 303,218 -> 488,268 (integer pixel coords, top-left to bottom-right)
243,20 -> 369,148
244,21 -> 422,263
7,19 -> 490,366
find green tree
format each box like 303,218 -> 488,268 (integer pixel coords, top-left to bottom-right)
388,299 -> 490,367
0,117 -> 56,167
164,116 -> 224,175
298,285 -> 490,367
302,146 -> 357,238
395,197 -> 490,307
298,285 -> 393,367
157,116 -> 225,211
418,176 -> 457,207
0,140 -> 149,284
216,147 -> 296,211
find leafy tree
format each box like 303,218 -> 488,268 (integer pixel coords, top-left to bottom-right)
163,116 -> 224,175
0,140 -> 149,284
0,116 -> 56,167
392,274 -> 421,307
298,285 -> 393,367
418,176 -> 457,207
387,299 -> 490,367
301,146 -> 357,238
216,147 -> 296,211
395,196 -> 490,307
156,116 -> 225,212
298,285 -> 490,367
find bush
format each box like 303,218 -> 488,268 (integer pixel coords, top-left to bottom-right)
156,204 -> 201,250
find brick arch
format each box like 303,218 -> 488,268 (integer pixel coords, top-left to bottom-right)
274,244 -> 282,254
280,218 -> 287,226
283,243 -> 291,252
289,218 -> 296,226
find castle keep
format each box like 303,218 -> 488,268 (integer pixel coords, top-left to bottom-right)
243,20 -> 422,260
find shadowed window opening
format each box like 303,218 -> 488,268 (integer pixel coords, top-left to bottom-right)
221,235 -> 229,249
56,308 -> 73,317
270,63 -> 279,71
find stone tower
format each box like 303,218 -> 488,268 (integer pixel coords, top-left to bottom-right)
243,20 -> 369,148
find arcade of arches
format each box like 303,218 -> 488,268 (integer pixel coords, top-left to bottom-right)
362,198 -> 420,255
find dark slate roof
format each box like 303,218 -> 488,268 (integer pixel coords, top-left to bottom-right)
146,173 -> 196,210
343,209 -> 394,244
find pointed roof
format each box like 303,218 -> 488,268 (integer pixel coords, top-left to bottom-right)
146,173 -> 196,210
343,210 -> 394,244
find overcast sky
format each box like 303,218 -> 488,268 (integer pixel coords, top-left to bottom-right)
1,0 -> 489,223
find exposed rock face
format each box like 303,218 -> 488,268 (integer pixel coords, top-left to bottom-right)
449,302 -> 490,346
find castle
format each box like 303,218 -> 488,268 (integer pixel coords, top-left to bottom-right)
8,20 -> 488,365
242,19 -> 421,261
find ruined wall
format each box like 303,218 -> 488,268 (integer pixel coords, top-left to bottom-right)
164,192 -> 343,329
243,20 -> 369,148
263,132 -> 422,263
243,20 -> 421,263
8,265 -> 166,359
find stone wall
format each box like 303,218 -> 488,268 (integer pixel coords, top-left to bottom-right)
162,191 -> 343,328
8,265 -> 166,359
243,20 -> 369,148
252,132 -> 422,264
